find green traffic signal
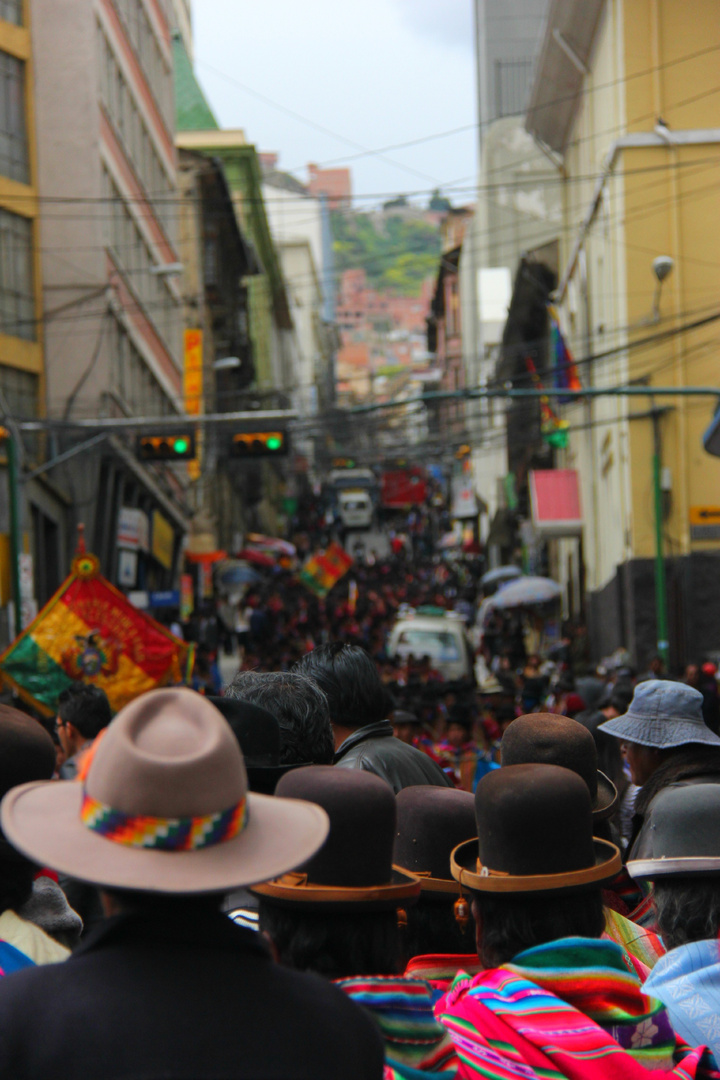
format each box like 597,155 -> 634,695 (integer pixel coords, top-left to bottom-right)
137,434 -> 196,461
266,436 -> 282,451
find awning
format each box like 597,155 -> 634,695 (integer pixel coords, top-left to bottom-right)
529,469 -> 582,536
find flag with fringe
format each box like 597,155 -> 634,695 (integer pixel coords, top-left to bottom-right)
0,535 -> 193,716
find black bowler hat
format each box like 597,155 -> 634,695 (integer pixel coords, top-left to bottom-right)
210,697 -> 308,795
252,766 -> 420,909
394,786 -> 476,898
501,713 -> 618,820
390,709 -> 421,726
628,784 -> 720,880
451,764 -> 621,893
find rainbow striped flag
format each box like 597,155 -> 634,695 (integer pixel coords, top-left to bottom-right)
0,546 -> 193,717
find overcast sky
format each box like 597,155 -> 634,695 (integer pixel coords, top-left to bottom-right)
191,0 -> 477,207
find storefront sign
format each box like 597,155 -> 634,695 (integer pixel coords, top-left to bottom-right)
117,549 -> 138,587
151,510 -> 174,570
184,329 -> 203,416
149,590 -> 180,608
451,476 -> 479,520
117,507 -> 149,551
180,573 -> 194,621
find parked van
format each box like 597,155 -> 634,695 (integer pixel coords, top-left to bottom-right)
388,610 -> 475,683
337,489 -> 373,530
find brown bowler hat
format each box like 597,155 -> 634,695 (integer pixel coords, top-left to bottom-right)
252,766 -> 420,910
501,713 -> 618,819
1,689 -> 329,894
393,785 -> 476,897
451,763 -> 621,893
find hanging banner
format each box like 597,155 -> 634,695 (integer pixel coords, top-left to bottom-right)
0,540 -> 193,717
183,328 -> 203,416
151,510 -> 174,571
300,543 -> 353,598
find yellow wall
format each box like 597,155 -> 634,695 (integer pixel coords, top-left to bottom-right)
0,7 -> 44,414
623,0 -> 720,559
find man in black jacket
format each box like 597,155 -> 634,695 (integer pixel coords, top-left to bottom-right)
0,689 -> 384,1080
296,643 -> 451,793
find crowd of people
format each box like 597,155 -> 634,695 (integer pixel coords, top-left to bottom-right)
1,537 -> 720,1077
0,630 -> 717,1078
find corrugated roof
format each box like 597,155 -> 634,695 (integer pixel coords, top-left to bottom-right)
172,32 -> 219,133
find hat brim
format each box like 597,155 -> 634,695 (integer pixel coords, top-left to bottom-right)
251,866 -> 420,911
628,855 -> 720,881
0,781 -> 329,895
391,864 -> 468,899
593,770 -> 618,820
597,713 -> 720,749
450,836 -> 621,893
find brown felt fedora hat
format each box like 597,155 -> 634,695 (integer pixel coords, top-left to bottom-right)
0,688 -> 329,894
450,763 -> 621,893
501,713 -> 618,820
252,766 -> 420,910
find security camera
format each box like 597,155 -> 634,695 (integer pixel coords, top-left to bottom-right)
653,256 -> 674,283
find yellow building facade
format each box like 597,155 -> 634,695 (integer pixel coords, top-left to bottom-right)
527,0 -> 720,667
0,1 -> 43,413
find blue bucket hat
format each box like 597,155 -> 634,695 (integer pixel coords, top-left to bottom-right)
598,680 -> 720,749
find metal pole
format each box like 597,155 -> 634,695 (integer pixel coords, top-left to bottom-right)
651,410 -> 669,667
6,434 -> 22,638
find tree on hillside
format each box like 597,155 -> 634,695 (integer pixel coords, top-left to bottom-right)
331,210 -> 441,297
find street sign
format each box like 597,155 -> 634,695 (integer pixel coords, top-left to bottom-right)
689,507 -> 720,541
689,506 -> 720,525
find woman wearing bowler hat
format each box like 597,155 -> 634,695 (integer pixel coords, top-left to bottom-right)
254,766 -> 459,1077
436,764 -> 716,1080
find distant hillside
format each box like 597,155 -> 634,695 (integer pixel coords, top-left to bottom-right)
332,210 -> 441,297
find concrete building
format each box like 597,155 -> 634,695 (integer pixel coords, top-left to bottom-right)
173,32 -> 297,534
461,0 -> 554,555
307,163 -> 351,210
0,0 -> 60,638
260,160 -> 334,430
29,0 -> 189,601
525,0 -> 720,669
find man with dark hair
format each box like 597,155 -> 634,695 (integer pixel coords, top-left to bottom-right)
56,684 -> 112,780
295,644 -> 451,792
436,764 -> 715,1080
629,784 -> 720,1064
255,766 -> 457,1076
0,690 -> 384,1079
226,670 -> 334,766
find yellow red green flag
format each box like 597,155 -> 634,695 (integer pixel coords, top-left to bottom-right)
0,545 -> 193,716
299,542 -> 353,598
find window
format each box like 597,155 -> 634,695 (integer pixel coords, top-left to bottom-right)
0,363 -> 37,417
0,209 -> 34,340
110,0 -> 174,135
0,50 -> 27,183
103,167 -> 181,361
108,314 -> 176,416
0,1 -> 22,26
97,24 -> 174,235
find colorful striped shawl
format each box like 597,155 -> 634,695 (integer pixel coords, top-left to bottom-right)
603,907 -> 665,973
336,974 -> 457,1075
405,954 -> 484,1001
436,937 -> 718,1080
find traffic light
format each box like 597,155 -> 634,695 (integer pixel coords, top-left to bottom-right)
230,430 -> 289,458
138,434 -> 196,461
